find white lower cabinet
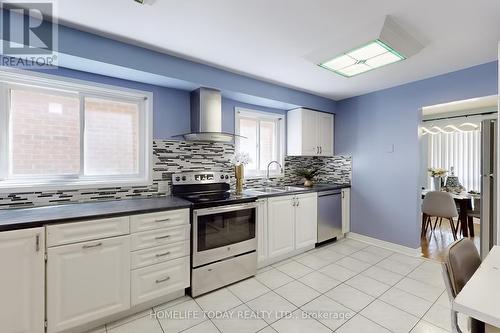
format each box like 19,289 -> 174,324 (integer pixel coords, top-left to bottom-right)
267,195 -> 296,259
266,193 -> 318,261
256,199 -> 269,264
0,228 -> 45,333
341,188 -> 351,234
47,235 -> 131,333
131,256 -> 190,306
295,193 -> 318,250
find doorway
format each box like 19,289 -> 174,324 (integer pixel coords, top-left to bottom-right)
419,95 -> 498,261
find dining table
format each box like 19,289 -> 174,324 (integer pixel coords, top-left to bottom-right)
421,189 -> 477,237
453,246 -> 500,332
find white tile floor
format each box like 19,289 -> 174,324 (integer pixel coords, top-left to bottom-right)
93,238 -> 469,333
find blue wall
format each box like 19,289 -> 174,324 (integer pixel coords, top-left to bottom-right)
1,9 -> 336,113
336,61 -> 498,248
34,67 -> 288,139
35,67 -> 191,139
222,99 -> 286,135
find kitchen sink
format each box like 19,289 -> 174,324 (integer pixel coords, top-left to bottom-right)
279,186 -> 304,191
245,185 -> 305,194
249,187 -> 286,193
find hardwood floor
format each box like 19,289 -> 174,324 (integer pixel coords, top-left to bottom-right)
421,216 -> 481,262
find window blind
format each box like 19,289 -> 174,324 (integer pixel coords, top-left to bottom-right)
428,129 -> 481,191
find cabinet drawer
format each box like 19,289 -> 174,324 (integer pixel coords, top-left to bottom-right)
131,240 -> 190,270
131,225 -> 190,251
131,257 -> 190,306
130,209 -> 189,233
46,217 -> 130,247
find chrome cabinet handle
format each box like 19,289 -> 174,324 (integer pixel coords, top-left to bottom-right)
320,146 -> 322,154
155,276 -> 170,284
82,242 -> 102,249
155,218 -> 170,222
155,235 -> 170,240
296,198 -> 300,207
155,251 -> 171,258
316,146 -> 320,154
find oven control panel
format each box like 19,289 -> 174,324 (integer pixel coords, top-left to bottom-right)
172,171 -> 231,185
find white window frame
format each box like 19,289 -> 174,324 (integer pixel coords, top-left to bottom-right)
0,67 -> 153,192
234,107 -> 285,178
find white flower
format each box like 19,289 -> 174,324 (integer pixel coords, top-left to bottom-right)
231,152 -> 251,166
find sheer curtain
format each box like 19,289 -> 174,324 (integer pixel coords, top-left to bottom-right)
428,129 -> 481,191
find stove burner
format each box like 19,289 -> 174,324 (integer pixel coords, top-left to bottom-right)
171,171 -> 257,207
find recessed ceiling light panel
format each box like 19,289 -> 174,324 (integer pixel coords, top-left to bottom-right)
319,39 -> 405,77
318,16 -> 424,78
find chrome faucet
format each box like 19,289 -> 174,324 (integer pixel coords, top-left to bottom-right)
266,160 -> 283,183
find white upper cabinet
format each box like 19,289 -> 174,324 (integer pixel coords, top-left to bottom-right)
287,108 -> 334,156
0,228 -> 45,333
317,112 -> 334,156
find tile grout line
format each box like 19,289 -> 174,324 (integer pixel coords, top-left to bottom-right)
104,239 -> 449,333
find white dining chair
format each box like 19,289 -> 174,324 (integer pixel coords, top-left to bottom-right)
422,191 -> 459,240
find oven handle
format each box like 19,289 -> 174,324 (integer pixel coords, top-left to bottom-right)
194,202 -> 257,216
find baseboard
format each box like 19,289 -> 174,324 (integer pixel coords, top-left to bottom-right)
347,232 -> 422,257
258,244 -> 316,269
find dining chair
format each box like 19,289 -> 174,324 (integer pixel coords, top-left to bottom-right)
466,197 -> 480,238
441,238 -> 484,333
422,191 -> 459,240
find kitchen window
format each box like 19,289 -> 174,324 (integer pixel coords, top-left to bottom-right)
235,108 -> 284,178
0,69 -> 153,191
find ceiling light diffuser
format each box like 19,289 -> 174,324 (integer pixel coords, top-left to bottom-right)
319,39 -> 406,77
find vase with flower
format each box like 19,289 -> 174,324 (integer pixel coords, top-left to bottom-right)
230,152 -> 251,194
428,167 -> 447,191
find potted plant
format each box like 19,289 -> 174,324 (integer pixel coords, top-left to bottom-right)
230,152 -> 251,194
428,167 -> 447,191
294,167 -> 321,187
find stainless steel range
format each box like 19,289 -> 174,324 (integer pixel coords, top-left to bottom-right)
172,171 -> 258,297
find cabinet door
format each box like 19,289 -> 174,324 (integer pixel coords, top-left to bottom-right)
267,196 -> 295,258
47,235 -> 130,333
317,112 -> 334,156
302,109 -> 320,155
341,188 -> 351,234
295,193 -> 318,249
256,199 -> 268,265
0,228 -> 45,333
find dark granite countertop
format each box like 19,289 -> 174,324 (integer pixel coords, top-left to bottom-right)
0,183 -> 350,231
0,196 -> 192,231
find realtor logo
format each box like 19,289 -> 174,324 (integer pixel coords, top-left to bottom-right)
0,1 -> 58,68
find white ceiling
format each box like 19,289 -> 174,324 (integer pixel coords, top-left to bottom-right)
51,0 -> 500,100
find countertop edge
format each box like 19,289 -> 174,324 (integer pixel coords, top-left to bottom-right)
247,183 -> 351,199
0,197 -> 192,232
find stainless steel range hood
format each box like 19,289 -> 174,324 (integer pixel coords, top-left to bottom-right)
176,88 -> 238,142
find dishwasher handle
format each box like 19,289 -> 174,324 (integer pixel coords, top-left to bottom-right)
318,189 -> 342,197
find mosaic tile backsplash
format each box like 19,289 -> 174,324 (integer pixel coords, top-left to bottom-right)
0,140 -> 351,209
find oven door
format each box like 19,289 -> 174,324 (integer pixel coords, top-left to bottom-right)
193,202 -> 257,267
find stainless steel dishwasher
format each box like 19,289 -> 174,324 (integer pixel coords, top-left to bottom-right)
317,189 -> 343,243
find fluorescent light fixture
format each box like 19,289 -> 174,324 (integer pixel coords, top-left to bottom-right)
319,39 -> 406,77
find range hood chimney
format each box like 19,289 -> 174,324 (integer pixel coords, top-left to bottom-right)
177,88 -> 238,142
